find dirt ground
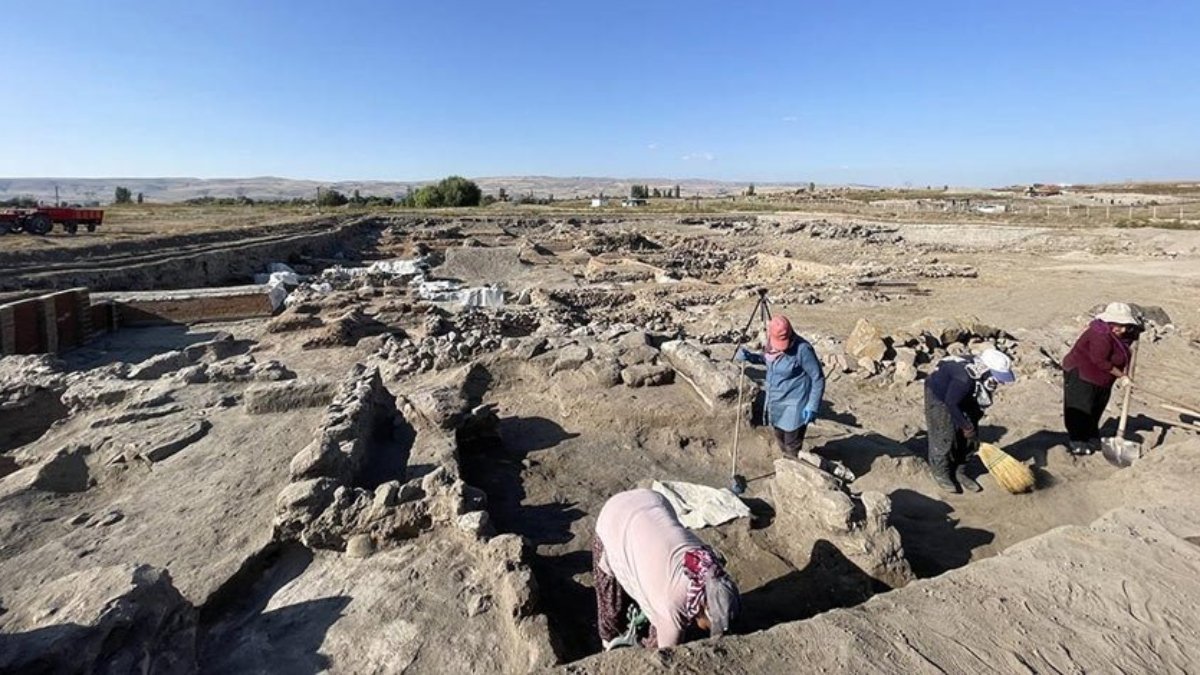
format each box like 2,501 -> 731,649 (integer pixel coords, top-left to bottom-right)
1,211 -> 1198,671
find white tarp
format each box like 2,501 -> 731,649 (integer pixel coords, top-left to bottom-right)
417,280 -> 461,302
369,258 -> 426,276
460,287 -> 505,308
651,480 -> 750,529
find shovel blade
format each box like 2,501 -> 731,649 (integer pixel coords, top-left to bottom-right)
1101,437 -> 1142,467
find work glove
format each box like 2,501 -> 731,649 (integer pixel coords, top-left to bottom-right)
800,408 -> 817,426
1115,375 -> 1133,388
734,347 -> 751,363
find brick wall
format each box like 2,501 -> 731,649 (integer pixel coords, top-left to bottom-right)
0,288 -> 94,355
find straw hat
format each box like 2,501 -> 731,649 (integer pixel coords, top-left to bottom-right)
1096,302 -> 1140,326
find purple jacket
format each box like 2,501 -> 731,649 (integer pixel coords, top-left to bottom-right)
1062,319 -> 1132,388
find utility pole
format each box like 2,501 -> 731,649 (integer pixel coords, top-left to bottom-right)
54,184 -> 60,206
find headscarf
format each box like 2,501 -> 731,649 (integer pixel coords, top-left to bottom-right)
765,315 -> 794,364
683,547 -> 739,636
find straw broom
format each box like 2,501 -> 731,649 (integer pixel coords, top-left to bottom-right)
978,443 -> 1035,494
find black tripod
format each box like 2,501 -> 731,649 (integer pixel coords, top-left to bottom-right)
731,287 -> 773,359
729,288 -> 771,495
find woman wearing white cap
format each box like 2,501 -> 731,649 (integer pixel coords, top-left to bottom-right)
923,348 -> 1016,493
1061,302 -> 1141,455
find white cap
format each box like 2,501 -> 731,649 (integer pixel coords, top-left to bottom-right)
978,348 -> 1015,384
1096,302 -> 1140,326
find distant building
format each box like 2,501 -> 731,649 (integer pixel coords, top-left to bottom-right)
590,197 -> 610,208
621,198 -> 647,207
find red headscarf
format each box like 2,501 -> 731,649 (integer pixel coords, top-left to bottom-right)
767,315 -> 793,353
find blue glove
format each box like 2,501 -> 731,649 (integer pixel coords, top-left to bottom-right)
800,408 -> 817,426
734,347 -> 751,362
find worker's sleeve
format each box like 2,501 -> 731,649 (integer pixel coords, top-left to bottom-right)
654,621 -> 683,649
742,350 -> 766,365
1085,331 -> 1117,373
799,344 -> 825,412
944,377 -> 974,430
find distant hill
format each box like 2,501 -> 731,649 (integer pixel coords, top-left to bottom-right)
0,176 -> 812,204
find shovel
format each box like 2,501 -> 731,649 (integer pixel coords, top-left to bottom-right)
1102,341 -> 1142,467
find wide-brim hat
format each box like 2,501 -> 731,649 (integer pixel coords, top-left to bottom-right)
1096,302 -> 1140,326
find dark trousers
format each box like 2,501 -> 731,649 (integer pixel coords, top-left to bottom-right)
773,425 -> 808,458
924,388 -> 976,475
1063,368 -> 1112,443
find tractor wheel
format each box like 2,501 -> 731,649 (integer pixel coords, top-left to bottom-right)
0,220 -> 12,235
85,222 -> 97,233
64,222 -> 78,235
27,213 -> 52,235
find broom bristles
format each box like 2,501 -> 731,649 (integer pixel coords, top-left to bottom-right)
978,443 -> 1035,494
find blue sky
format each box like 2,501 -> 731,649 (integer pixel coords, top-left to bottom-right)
2,0 -> 1197,186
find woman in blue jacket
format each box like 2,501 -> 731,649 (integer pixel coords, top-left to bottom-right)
735,315 -> 825,458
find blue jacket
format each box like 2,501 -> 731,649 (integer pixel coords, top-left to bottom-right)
743,335 -> 825,432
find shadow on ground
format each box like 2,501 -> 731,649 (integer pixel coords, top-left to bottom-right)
458,415 -> 594,660
198,543 -> 350,674
887,488 -> 995,578
738,539 -> 892,634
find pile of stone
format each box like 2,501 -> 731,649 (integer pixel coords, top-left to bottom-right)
577,230 -> 662,255
835,316 -> 1013,385
652,237 -> 741,282
779,219 -> 903,244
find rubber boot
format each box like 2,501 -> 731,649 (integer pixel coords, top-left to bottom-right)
956,465 -> 982,493
929,455 -> 959,494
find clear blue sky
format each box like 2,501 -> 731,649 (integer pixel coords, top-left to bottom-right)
2,0 -> 1197,186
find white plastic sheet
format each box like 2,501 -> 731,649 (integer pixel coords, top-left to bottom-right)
460,287 -> 505,308
651,480 -> 750,529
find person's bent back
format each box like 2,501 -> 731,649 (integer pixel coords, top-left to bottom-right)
592,489 -> 740,649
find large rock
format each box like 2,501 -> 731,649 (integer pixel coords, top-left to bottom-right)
0,564 -> 197,674
124,418 -> 211,463
620,363 -> 675,388
912,314 -> 969,345
245,380 -> 338,415
770,459 -> 912,592
845,318 -> 888,362
401,363 -> 487,430
660,340 -> 739,409
288,364 -> 404,484
549,345 -> 593,374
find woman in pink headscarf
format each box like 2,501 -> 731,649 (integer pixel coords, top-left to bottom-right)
735,315 -> 826,457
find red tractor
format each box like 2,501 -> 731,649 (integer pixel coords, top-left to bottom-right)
0,206 -> 104,235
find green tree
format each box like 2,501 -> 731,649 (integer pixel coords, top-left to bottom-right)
114,186 -> 132,204
673,185 -> 681,198
136,192 -> 144,204
652,187 -> 662,198
808,181 -> 816,193
435,176 -> 482,207
412,185 -> 443,208
498,187 -> 509,202
317,188 -> 349,207
746,184 -> 756,196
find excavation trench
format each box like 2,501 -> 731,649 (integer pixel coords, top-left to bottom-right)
457,396 -> 913,663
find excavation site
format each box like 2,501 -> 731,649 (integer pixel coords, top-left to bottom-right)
2,212 -> 1199,673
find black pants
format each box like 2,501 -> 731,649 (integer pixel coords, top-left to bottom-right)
924,388 -> 977,475
1063,369 -> 1112,443
773,425 -> 808,458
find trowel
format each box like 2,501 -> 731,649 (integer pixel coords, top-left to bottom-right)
1102,342 -> 1142,468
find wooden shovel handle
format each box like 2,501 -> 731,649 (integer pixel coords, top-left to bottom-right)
1116,342 -> 1138,437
